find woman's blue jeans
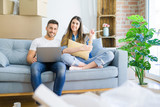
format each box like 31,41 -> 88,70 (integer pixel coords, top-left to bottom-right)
30,62 -> 66,96
61,51 -> 114,67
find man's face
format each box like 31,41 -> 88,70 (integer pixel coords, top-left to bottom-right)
46,24 -> 58,38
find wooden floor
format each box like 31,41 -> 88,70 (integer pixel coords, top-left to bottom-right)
0,78 -> 159,107
0,88 -> 111,107
0,95 -> 37,107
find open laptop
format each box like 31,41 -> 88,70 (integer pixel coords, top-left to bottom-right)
37,47 -> 61,62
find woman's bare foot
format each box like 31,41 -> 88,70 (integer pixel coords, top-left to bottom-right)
69,66 -> 82,71
78,62 -> 86,67
97,65 -> 103,68
69,64 -> 103,71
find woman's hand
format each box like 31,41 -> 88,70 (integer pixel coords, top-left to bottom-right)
89,29 -> 95,40
81,45 -> 93,51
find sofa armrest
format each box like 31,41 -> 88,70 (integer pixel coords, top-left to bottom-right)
111,49 -> 128,86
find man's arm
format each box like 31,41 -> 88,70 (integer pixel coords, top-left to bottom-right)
27,50 -> 37,64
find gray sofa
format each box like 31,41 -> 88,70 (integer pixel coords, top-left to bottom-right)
0,38 -> 128,94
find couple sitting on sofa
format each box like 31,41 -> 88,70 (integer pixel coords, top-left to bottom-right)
27,16 -> 114,96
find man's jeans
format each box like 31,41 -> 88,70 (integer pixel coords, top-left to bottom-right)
30,62 -> 66,96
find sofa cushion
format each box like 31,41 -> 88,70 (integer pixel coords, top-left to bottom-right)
63,78 -> 118,90
96,48 -> 116,56
91,38 -> 103,57
0,39 -> 32,65
0,64 -> 118,83
0,65 -> 55,83
65,66 -> 118,81
0,51 -> 10,67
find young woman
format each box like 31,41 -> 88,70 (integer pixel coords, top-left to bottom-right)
61,16 -> 114,70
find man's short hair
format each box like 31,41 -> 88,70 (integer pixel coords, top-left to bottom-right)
47,19 -> 59,27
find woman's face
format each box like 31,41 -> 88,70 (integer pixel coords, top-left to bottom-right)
71,19 -> 80,33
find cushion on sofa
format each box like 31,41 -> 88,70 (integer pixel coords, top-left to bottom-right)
68,39 -> 90,60
0,51 -> 10,67
0,65 -> 55,83
91,38 -> 103,57
0,65 -> 118,83
97,48 -> 116,55
65,66 -> 118,81
0,39 -> 32,65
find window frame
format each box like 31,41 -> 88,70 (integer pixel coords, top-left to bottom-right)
145,0 -> 160,82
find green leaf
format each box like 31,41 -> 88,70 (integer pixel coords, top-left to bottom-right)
131,22 -> 140,28
118,38 -> 125,43
144,61 -> 151,70
128,15 -> 146,23
148,39 -> 160,45
139,49 -> 150,56
148,55 -> 158,62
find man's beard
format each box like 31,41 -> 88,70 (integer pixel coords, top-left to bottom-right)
47,32 -> 55,38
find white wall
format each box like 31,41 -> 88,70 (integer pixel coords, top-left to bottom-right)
42,0 -> 97,40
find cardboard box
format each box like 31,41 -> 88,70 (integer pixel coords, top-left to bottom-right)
19,0 -> 48,17
0,15 -> 42,40
0,0 -> 14,15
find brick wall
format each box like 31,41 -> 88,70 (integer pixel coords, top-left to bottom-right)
138,0 -> 146,18
116,0 -> 146,47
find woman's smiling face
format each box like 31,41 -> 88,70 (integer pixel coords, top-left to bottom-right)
71,19 -> 80,33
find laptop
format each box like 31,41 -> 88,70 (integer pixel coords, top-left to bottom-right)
37,47 -> 61,62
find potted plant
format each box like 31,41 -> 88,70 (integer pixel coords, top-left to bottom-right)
118,15 -> 160,85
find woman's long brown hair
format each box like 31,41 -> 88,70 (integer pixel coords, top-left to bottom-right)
61,16 -> 87,46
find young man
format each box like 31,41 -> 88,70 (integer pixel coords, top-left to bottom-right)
27,19 -> 66,96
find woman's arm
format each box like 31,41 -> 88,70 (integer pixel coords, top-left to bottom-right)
62,47 -> 81,54
88,29 -> 95,46
62,45 -> 92,54
62,30 -> 94,54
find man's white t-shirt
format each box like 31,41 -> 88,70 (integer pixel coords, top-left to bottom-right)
30,36 -> 60,51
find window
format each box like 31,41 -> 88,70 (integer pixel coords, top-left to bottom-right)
145,0 -> 160,82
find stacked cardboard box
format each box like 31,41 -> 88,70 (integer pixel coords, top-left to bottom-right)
19,0 -> 48,17
0,15 -> 42,39
0,0 -> 14,15
0,0 -> 48,40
